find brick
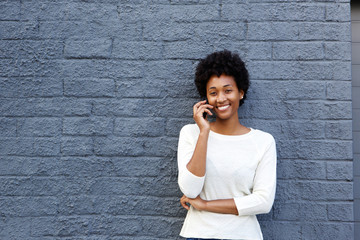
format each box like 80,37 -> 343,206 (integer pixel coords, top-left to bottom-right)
140,217 -> 183,238
0,1 -> 20,20
0,59 -> 62,78
298,22 -> 350,41
64,39 -> 112,59
248,61 -> 335,80
327,161 -> 353,180
300,202 -> 328,221
299,181 -> 353,201
273,42 -> 324,60
240,100 -> 287,120
89,216 -> 142,236
0,217 -> 32,239
33,137 -> 61,156
326,3 -> 351,21
63,117 -> 113,136
170,4 -> 219,22
286,101 -> 351,120
143,59 -> 195,82
286,81 -> 326,100
0,196 -> 58,217
325,42 -> 351,60
30,216 -> 90,237
0,177 -> 62,196
325,120 -> 352,139
302,223 -> 353,240
53,156 -> 164,177
273,202 -> 327,221
0,40 -> 64,59
93,99 -> 145,117
0,157 -> 60,176
326,81 -> 351,100
260,221 -> 301,240
61,136 -> 93,156
0,118 -> 17,137
114,117 -> 165,137
221,3 -> 249,21
286,120 -> 325,139
88,176 -> 178,197
60,59 -> 142,78
112,40 -> 163,60
40,21 -> 142,41
116,78 -> 167,98
0,77 -> 63,97
277,140 -> 353,160
247,3 -> 325,21
59,195 -> 180,217
277,160 -> 326,180
0,21 -> 21,39
247,42 -> 272,60
166,118 -> 194,137
0,137 -> 34,156
165,77 -> 199,97
332,61 -> 351,81
0,98 -> 92,117
273,202 -> 300,221
70,3 -> 119,21
328,203 -> 353,221
17,117 -> 61,137
64,78 -> 115,97
21,1 -> 67,21
163,40 -> 214,59
93,136 -> 173,157
247,22 -> 299,41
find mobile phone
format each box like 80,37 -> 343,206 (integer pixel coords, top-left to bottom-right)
203,99 -> 208,119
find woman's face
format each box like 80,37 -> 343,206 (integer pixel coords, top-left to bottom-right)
206,74 -> 244,121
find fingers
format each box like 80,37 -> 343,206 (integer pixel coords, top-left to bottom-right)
193,101 -> 213,116
180,195 -> 190,210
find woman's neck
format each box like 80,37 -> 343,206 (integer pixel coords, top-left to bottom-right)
210,117 -> 250,135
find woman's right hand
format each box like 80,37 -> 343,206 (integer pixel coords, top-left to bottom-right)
193,100 -> 213,132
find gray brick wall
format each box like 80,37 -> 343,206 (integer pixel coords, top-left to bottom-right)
0,0 -> 353,239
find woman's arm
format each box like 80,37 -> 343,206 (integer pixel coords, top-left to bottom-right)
180,195 -> 238,215
186,100 -> 213,177
180,135 -> 277,216
177,100 -> 213,198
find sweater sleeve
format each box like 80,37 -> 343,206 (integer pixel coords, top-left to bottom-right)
177,125 -> 205,198
234,136 -> 277,216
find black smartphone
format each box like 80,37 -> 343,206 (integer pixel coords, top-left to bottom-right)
203,99 -> 209,119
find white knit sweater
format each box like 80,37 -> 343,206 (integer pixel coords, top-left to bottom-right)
177,124 -> 277,240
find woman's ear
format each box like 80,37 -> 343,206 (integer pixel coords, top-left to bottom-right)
239,90 -> 244,99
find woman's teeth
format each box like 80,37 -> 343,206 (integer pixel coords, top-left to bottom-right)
218,105 -> 229,111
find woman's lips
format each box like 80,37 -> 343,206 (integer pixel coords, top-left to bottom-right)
217,105 -> 230,111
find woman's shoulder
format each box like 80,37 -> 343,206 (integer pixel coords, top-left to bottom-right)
179,123 -> 200,138
251,128 -> 276,144
180,123 -> 200,134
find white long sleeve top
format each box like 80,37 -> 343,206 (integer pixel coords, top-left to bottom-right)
177,124 -> 277,240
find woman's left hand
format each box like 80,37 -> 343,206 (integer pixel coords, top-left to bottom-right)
180,195 -> 207,211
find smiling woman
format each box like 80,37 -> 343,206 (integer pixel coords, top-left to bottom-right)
177,50 -> 277,240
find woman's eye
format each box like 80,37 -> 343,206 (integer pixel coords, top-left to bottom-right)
209,92 -> 216,96
225,89 -> 232,93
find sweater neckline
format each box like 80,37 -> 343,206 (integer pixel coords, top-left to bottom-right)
209,127 -> 255,139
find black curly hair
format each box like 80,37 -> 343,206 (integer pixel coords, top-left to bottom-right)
194,50 -> 250,106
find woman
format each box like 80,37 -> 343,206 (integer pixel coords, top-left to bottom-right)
177,50 -> 277,240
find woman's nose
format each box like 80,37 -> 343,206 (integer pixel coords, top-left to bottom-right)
216,93 -> 226,103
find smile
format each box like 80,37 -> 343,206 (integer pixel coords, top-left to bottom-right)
217,105 -> 230,111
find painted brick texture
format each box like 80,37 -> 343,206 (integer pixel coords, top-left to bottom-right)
0,0 -> 353,239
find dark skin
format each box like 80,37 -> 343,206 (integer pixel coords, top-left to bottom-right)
180,74 -> 250,215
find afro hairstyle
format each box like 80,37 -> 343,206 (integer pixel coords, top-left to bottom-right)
194,50 -> 249,106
